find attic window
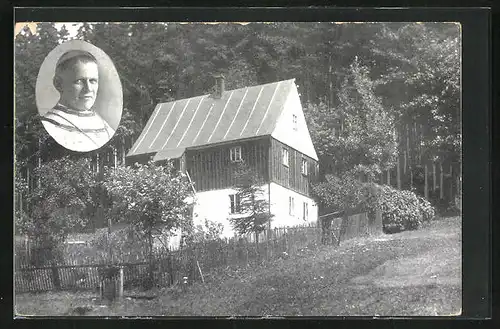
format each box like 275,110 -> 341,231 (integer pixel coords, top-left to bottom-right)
282,147 -> 289,167
230,146 -> 242,162
292,114 -> 298,131
301,158 -> 308,176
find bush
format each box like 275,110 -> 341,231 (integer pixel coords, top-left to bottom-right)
314,174 -> 436,234
417,195 -> 436,222
364,184 -> 437,233
183,218 -> 225,245
378,186 -> 422,232
89,227 -> 149,263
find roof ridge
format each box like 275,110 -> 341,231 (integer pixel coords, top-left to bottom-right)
128,78 -> 298,158
159,78 -> 296,104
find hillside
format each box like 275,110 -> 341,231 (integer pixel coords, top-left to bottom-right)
15,217 -> 461,317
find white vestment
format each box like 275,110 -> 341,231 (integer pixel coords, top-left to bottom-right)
41,103 -> 115,152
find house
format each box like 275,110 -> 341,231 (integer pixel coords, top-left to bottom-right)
126,76 -> 320,240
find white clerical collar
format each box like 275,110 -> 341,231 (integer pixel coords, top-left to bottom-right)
54,103 -> 96,117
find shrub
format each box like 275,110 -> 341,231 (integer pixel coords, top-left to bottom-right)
89,227 -> 149,263
370,185 -> 423,233
417,195 -> 436,222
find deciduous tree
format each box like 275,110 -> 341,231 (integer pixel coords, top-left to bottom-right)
104,161 -> 193,287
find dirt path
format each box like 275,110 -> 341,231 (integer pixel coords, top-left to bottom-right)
156,217 -> 461,316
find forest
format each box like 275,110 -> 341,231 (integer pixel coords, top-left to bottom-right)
14,22 -> 461,239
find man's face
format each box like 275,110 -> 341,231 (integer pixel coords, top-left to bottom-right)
58,60 -> 99,111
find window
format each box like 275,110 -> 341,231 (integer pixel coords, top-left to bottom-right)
303,202 -> 309,221
229,194 -> 241,214
301,158 -> 308,176
289,196 -> 295,216
292,114 -> 298,131
230,146 -> 242,162
282,147 -> 289,167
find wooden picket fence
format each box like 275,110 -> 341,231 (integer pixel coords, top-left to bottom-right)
15,224 -> 323,293
15,214 -> 375,294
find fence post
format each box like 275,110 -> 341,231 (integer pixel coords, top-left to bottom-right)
118,267 -> 124,299
284,228 -> 288,253
51,262 -> 61,290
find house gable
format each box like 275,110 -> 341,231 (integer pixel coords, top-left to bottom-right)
127,79 -> 295,160
270,82 -> 318,161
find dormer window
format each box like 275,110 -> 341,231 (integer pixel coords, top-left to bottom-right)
282,147 -> 289,167
230,146 -> 242,162
301,158 -> 308,176
292,114 -> 298,131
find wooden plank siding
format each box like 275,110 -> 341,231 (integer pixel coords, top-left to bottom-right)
186,138 -> 270,192
270,138 -> 318,197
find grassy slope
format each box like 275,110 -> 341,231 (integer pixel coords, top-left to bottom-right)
15,217 -> 461,317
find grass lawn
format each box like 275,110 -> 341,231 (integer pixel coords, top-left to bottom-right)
15,217 -> 461,317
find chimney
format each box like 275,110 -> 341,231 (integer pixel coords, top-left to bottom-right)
213,74 -> 225,99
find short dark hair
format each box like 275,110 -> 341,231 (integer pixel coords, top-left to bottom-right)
53,51 -> 98,91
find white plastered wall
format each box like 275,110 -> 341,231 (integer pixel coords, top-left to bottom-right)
167,182 -> 318,249
268,182 -> 318,228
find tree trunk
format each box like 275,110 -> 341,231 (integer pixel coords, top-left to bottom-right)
51,259 -> 61,290
107,216 -> 113,262
339,213 -> 349,245
121,137 -> 126,165
37,138 -> 42,189
113,147 -> 118,169
424,164 -> 429,199
433,162 -> 437,191
148,228 -> 154,287
255,230 -> 259,259
397,154 -> 401,190
449,164 -> 453,201
440,162 -> 444,199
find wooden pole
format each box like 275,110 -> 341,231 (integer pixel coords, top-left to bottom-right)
196,260 -> 205,284
410,168 -> 413,189
387,169 -> 391,186
424,164 -> 429,199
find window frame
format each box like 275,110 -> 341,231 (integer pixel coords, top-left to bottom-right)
229,193 -> 241,214
301,157 -> 308,176
230,146 -> 242,162
289,196 -> 295,216
303,201 -> 308,221
282,147 -> 289,167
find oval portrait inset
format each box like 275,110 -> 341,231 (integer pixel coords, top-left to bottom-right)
36,40 -> 123,152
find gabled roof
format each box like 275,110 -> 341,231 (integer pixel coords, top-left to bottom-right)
127,79 -> 296,160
